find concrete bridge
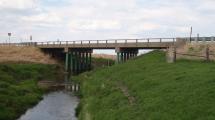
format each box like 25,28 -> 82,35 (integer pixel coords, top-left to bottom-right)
0,37 -> 187,74
35,38 -> 177,74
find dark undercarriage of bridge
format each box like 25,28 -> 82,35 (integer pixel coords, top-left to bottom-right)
41,47 -> 143,75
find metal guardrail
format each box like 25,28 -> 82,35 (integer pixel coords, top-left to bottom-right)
0,38 -> 176,47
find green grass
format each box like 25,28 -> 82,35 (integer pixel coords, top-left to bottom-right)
0,64 -> 62,120
75,51 -> 215,120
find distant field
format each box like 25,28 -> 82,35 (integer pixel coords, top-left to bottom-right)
75,51 -> 215,120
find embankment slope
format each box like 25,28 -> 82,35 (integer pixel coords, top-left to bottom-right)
76,51 -> 215,120
0,46 -> 57,64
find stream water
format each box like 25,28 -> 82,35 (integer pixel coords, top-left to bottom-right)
18,91 -> 79,120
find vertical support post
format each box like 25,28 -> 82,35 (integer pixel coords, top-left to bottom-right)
83,52 -> 85,71
86,52 -> 89,70
124,52 -> 127,62
130,52 -> 133,59
80,52 -> 83,73
89,52 -> 92,70
78,52 -> 81,73
127,52 -> 129,61
206,46 -> 210,61
74,52 -> 77,74
68,53 -> 71,73
173,46 -> 176,62
70,52 -> 73,73
72,52 -> 76,74
65,52 -> 69,72
124,52 -> 127,61
121,52 -> 124,63
76,52 -> 79,74
117,52 -> 120,64
82,52 -> 86,71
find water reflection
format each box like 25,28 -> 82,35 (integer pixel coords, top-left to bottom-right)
18,91 -> 79,120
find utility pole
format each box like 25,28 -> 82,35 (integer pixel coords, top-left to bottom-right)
189,27 -> 192,42
30,35 -> 32,42
8,33 -> 11,44
197,33 -> 199,41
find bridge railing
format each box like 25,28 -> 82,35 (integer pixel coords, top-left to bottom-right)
0,38 -> 176,47
35,38 -> 176,46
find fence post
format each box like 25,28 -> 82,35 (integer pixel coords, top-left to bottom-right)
206,46 -> 209,61
173,46 -> 176,62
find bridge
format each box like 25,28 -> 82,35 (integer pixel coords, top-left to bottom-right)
37,38 -> 179,74
0,37 -> 187,74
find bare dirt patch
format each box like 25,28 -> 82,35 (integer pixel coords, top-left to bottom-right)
117,81 -> 136,105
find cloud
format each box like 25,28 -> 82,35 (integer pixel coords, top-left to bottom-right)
0,0 -> 215,43
69,20 -> 121,31
21,13 -> 62,28
0,0 -> 37,10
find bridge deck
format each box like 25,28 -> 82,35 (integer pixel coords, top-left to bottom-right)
0,38 -> 176,49
37,38 -> 175,49
37,42 -> 174,49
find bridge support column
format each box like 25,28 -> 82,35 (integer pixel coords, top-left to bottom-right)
64,48 -> 69,72
69,49 -> 93,74
115,48 -> 138,64
65,52 -> 69,72
78,52 -> 81,74
89,51 -> 92,70
86,52 -> 89,70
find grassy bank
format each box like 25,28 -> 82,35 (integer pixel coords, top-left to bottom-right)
0,64 -> 62,120
75,51 -> 215,120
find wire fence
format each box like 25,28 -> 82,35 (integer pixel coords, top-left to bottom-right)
175,46 -> 213,61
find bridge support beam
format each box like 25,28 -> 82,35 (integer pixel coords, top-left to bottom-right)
68,49 -> 93,74
115,48 -> 138,64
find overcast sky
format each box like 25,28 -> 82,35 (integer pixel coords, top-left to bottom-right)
0,0 -> 215,43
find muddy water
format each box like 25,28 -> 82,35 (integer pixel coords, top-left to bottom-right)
18,91 -> 79,120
